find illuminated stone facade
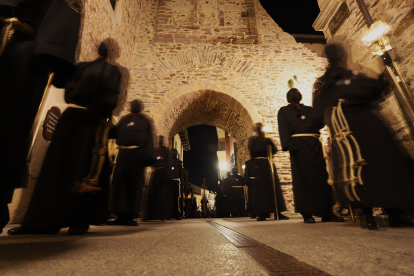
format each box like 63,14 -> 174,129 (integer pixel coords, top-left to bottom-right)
314,0 -> 414,158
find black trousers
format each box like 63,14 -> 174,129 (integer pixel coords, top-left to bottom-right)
171,182 -> 180,219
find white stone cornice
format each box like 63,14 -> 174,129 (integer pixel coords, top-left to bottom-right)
313,0 -> 342,31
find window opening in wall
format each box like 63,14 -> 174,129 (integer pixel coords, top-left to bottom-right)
109,0 -> 117,10
218,141 -> 225,151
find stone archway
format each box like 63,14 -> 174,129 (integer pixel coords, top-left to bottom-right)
149,82 -> 262,171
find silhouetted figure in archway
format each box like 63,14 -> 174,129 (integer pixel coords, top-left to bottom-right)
221,171 -> 231,217
278,88 -> 344,223
170,148 -> 184,220
107,99 -> 156,226
144,136 -> 172,221
312,43 -> 414,229
227,168 -> 245,217
246,123 -> 288,221
8,42 -> 121,235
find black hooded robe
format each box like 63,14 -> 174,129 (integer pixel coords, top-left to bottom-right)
0,0 -> 79,229
278,104 -> 333,217
312,66 -> 414,208
220,176 -> 231,215
144,146 -> 173,220
170,158 -> 184,219
21,57 -> 121,230
245,137 -> 286,215
227,174 -> 245,215
111,113 -> 155,218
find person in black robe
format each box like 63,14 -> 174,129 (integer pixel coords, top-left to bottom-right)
227,168 -> 245,217
170,149 -> 184,220
108,99 -> 156,226
184,187 -> 194,218
215,177 -> 224,218
8,42 -> 121,235
143,136 -> 172,221
277,88 -> 344,223
312,43 -> 414,229
244,159 -> 256,219
0,0 -> 80,234
221,171 -> 231,217
181,168 -> 189,218
245,123 -> 288,221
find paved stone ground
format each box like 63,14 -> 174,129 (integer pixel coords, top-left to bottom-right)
1,216 -> 414,276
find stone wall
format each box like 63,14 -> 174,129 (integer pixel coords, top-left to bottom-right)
127,0 -> 330,212
77,0 -> 143,115
315,0 -> 414,158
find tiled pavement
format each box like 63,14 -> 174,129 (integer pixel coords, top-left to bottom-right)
1,216 -> 414,275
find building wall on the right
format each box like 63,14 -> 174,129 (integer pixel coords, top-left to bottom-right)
314,0 -> 414,158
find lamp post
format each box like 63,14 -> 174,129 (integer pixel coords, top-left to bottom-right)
357,0 -> 414,136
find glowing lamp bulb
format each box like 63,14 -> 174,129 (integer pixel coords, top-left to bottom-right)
263,126 -> 272,132
242,165 -> 246,169
219,162 -> 227,170
362,21 -> 390,45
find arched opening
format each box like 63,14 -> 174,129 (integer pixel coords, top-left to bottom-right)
151,89 -> 261,176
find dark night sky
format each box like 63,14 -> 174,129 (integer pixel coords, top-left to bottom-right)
259,0 -> 322,35
182,2 -> 321,192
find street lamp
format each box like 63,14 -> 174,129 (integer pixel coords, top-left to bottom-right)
219,162 -> 227,170
361,20 -> 392,56
358,0 -> 414,137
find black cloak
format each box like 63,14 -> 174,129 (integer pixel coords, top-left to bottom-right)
22,49 -> 121,230
111,113 -> 155,216
245,136 -> 286,215
227,174 -> 245,214
312,63 -> 414,208
0,0 -> 79,194
220,176 -> 231,215
144,146 -> 173,220
170,158 -> 184,219
278,104 -> 333,216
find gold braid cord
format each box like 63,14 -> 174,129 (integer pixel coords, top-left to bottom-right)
330,99 -> 367,201
72,120 -> 113,193
319,135 -> 334,186
0,17 -> 34,58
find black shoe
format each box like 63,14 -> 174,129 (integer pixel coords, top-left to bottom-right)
175,217 -> 182,220
278,214 -> 289,220
68,226 -> 89,235
322,214 -> 345,222
107,219 -> 128,226
128,218 -> 140,226
7,227 -> 60,235
365,214 -> 379,230
304,217 -> 316,223
257,217 -> 266,221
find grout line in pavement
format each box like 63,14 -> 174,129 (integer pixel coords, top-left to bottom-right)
207,221 -> 332,276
